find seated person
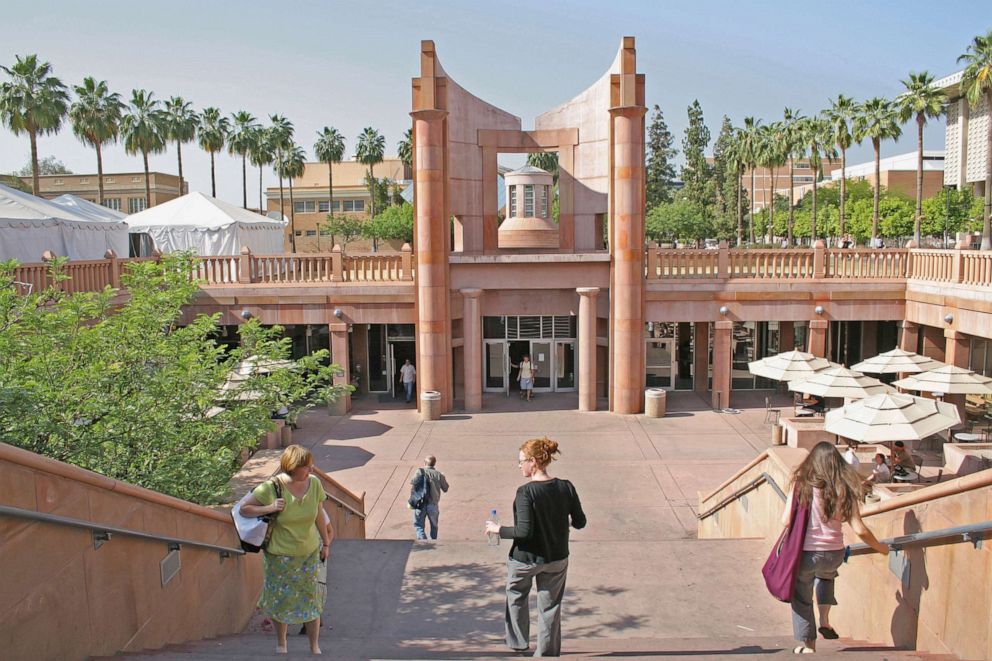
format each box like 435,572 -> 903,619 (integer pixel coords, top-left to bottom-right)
864,453 -> 891,485
803,394 -> 825,413
891,441 -> 916,471
841,442 -> 860,468
271,405 -> 289,420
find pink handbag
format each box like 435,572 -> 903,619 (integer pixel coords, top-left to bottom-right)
762,486 -> 810,602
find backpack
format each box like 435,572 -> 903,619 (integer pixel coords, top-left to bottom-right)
408,468 -> 429,510
232,478 -> 283,553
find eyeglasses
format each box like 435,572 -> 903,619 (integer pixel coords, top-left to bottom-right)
518,458 -> 533,466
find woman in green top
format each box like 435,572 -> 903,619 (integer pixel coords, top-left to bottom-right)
240,444 -> 330,655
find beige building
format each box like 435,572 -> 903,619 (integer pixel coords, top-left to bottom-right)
706,158 -> 818,210
936,70 -> 989,197
266,158 -> 411,252
788,151 -> 945,203
20,172 -> 187,213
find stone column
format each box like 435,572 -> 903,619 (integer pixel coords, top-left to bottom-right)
922,325 -> 946,362
779,321 -> 795,352
329,322 -> 351,413
808,319 -> 829,358
577,287 -> 600,411
461,288 -> 483,412
712,321 -> 733,410
693,322 -> 709,393
945,328 -> 971,424
899,321 -> 920,353
413,108 -> 453,413
609,104 -> 647,414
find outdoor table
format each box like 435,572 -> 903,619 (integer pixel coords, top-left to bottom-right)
953,432 -> 983,443
891,469 -> 919,483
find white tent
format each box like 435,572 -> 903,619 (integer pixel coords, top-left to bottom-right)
51,194 -> 127,222
0,184 -> 129,262
125,192 -> 287,255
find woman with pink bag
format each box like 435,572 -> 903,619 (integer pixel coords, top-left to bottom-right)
779,442 -> 889,654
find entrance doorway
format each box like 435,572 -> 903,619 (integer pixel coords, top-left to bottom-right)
482,316 -> 578,395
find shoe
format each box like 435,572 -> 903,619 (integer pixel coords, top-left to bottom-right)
818,626 -> 839,639
793,645 -> 815,654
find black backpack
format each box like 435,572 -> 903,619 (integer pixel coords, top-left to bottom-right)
408,468 -> 429,509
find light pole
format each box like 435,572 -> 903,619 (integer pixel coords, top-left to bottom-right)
944,185 -> 952,248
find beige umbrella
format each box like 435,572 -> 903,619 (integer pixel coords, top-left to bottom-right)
824,393 -> 961,443
892,365 -> 992,395
234,355 -> 296,376
851,348 -> 944,374
748,350 -> 833,382
788,366 -> 895,400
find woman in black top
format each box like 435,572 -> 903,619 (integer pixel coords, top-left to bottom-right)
486,437 -> 586,656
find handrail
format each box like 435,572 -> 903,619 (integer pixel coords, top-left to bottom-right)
701,450 -> 769,504
697,471 -> 786,520
324,491 -> 367,521
312,465 -> 366,521
848,520 -> 992,556
0,504 -> 245,557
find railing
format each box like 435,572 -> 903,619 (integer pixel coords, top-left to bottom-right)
961,251 -> 992,286
909,249 -> 954,282
848,520 -> 992,556
697,471 -> 786,520
652,249 -> 719,278
728,249 -> 814,279
825,249 -> 909,279
0,504 -> 245,558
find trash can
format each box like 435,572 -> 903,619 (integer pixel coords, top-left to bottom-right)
644,388 -> 667,418
771,424 -> 784,446
421,390 -> 442,421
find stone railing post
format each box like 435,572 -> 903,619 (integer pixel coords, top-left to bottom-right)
951,248 -> 964,284
718,240 -> 729,278
104,249 -> 121,289
238,247 -> 252,284
812,240 -> 826,279
400,242 -> 413,281
646,242 -> 658,280
331,244 -> 343,281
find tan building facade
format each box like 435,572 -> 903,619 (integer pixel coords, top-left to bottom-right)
788,151 -> 945,203
937,70 -> 989,196
741,161 -> 818,211
21,171 -> 187,213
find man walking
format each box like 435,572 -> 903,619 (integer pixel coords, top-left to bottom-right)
411,455 -> 449,540
400,359 -> 417,403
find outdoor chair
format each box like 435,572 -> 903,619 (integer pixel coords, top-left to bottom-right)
764,396 -> 781,425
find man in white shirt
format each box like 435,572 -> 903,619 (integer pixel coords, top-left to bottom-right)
399,359 -> 417,403
842,442 -> 860,468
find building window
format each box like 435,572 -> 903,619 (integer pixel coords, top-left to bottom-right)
524,184 -> 534,216
294,200 -> 316,213
103,198 -> 121,211
105,177 -> 115,184
509,185 -> 517,216
540,185 -> 548,218
80,178 -> 89,184
332,201 -> 341,211
343,200 -> 355,212
795,162 -> 810,169
305,230 -> 316,236
354,200 -> 364,212
294,230 -> 302,236
318,201 -> 330,213
53,178 -> 63,186
131,176 -> 141,183
128,198 -> 147,214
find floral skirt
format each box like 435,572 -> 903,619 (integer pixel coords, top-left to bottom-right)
259,549 -> 325,624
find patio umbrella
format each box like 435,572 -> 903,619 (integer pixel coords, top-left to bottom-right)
824,393 -> 961,443
892,365 -> 992,395
788,366 -> 895,400
234,355 -> 296,376
851,348 -> 944,374
748,350 -> 833,382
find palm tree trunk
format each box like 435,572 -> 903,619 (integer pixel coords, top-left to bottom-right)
915,114 -> 924,244
210,152 -> 217,198
736,167 -> 743,247
872,139 -> 881,242
288,177 -> 297,253
749,168 -> 756,243
258,165 -> 263,213
788,156 -> 795,247
839,147 -> 846,238
143,150 -> 152,208
279,176 -> 290,252
984,90 -> 992,251
96,143 -> 105,206
812,176 -> 818,241
29,129 -> 40,195
768,168 -> 777,244
242,154 -> 247,209
176,141 -> 184,192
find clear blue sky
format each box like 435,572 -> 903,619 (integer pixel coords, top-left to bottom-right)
1,0 -> 986,204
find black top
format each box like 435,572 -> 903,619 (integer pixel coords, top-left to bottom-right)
499,478 -> 586,564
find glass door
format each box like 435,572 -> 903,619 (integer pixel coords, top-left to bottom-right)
646,339 -> 675,389
555,341 -> 576,391
484,341 -> 507,393
531,341 -> 552,392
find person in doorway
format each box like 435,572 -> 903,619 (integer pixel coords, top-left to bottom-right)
781,442 -> 888,654
399,359 -> 417,404
486,437 -> 586,657
411,455 -> 449,540
516,355 -> 536,401
239,445 -> 329,655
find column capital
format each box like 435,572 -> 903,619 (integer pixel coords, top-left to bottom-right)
900,320 -> 919,330
608,105 -> 647,119
945,328 -> 969,341
576,287 -> 600,297
329,322 -> 348,332
459,287 -> 483,298
410,109 -> 448,121
715,320 -> 734,331
809,319 -> 829,330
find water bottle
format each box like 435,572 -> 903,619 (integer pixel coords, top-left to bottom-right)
486,508 -> 500,546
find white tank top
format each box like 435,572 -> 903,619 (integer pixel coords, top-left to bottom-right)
803,488 -> 844,552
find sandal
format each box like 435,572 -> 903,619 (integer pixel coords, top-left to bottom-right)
818,626 -> 839,639
793,645 -> 815,654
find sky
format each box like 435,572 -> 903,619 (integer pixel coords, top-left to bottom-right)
0,0 -> 986,206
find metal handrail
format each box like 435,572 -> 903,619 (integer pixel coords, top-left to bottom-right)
0,505 -> 245,557
697,471 -> 787,520
325,491 -> 366,521
848,520 -> 992,556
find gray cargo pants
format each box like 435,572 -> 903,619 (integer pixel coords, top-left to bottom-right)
505,556 -> 569,657
791,549 -> 845,642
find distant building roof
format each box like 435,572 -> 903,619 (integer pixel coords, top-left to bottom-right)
829,151 -> 944,180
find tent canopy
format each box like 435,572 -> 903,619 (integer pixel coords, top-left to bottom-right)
0,184 -> 129,262
51,194 -> 128,223
126,192 -> 287,255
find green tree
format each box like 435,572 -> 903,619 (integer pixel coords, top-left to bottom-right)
896,72 -> 946,243
799,116 -> 836,241
13,155 -> 71,176
275,143 -> 306,252
681,100 -> 712,209
246,126 -> 274,214
722,129 -> 748,246
737,116 -> 761,243
646,198 -> 710,244
922,187 -> 983,239
756,122 -> 787,242
0,255 -> 346,504
853,97 -> 902,242
228,111 -> 259,209
356,126 -> 386,220
646,104 -> 678,210
162,97 -> 199,195
69,77 -> 124,206
526,152 -> 559,182
824,95 -> 856,238
120,89 -> 166,209
197,107 -> 229,198
314,126 -> 346,247
958,30 -> 992,249
0,54 -> 70,195
396,127 -> 412,170
782,107 -> 806,245
268,114 -> 295,233
324,215 -> 364,251
364,202 -> 414,245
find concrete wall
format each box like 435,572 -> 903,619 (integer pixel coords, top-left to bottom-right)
0,443 -> 262,661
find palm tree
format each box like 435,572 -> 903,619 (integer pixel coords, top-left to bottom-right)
800,117 -> 837,242
782,107 -> 806,246
69,77 -> 123,205
162,97 -> 198,194
896,72 -> 946,244
0,54 -> 70,195
228,111 -> 259,208
725,132 -> 746,247
527,151 -> 560,183
275,143 -> 306,252
197,107 -> 229,197
268,114 -> 295,225
397,127 -> 413,171
356,126 -> 386,220
314,126 -> 346,246
958,30 -> 992,249
854,98 -> 902,244
120,89 -> 166,209
737,117 -> 761,243
757,122 -> 786,243
824,95 -> 856,239
247,126 -> 274,215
